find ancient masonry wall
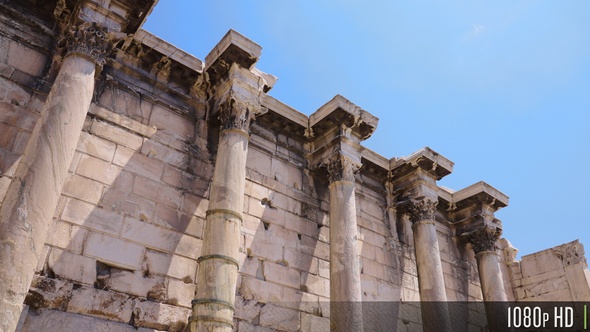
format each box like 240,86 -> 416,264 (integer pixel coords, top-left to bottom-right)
1,2 -> 589,332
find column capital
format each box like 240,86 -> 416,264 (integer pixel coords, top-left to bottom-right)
326,154 -> 360,183
407,197 -> 438,223
64,22 -> 114,65
465,225 -> 502,254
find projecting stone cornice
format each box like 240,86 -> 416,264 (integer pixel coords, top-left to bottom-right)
307,94 -> 378,141
452,181 -> 509,212
390,147 -> 454,181
133,29 -> 204,73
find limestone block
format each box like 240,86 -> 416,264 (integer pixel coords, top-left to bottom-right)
84,232 -> 145,270
0,122 -> 17,150
76,131 -> 117,162
62,174 -> 103,204
564,264 -> 590,300
133,300 -> 190,331
48,249 -> 96,285
249,239 -> 283,262
46,219 -> 88,254
263,261 -> 301,290
108,268 -> 165,299
91,120 -> 143,150
0,147 -> 19,177
132,175 -> 182,209
174,234 -> 202,259
153,203 -> 204,238
257,224 -> 298,249
148,105 -> 193,140
234,297 -> 261,321
20,309 -> 137,332
240,276 -> 284,303
113,145 -> 165,180
61,198 -> 123,236
77,154 -> 122,185
25,276 -> 73,310
166,254 -> 197,282
283,248 -> 315,272
236,321 -> 275,332
300,313 -> 330,332
301,273 -> 330,298
361,258 -> 386,279
284,213 -> 316,238
270,158 -> 303,190
141,140 -> 187,168
520,250 -> 564,277
0,102 -> 38,132
99,188 -> 155,219
111,170 -> 135,193
166,278 -> 195,308
67,287 -> 133,323
259,304 -> 300,331
121,217 -> 181,253
0,175 -> 11,204
318,259 -> 329,278
246,148 -> 272,176
7,40 -> 47,77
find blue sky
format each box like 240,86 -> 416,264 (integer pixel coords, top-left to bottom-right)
143,1 -> 590,259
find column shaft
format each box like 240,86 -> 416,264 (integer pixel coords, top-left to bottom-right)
191,129 -> 249,331
326,154 -> 363,331
410,200 -> 452,332
0,54 -> 97,331
329,180 -> 363,331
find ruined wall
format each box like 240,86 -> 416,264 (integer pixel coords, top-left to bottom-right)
508,240 -> 590,302
2,2 -> 590,332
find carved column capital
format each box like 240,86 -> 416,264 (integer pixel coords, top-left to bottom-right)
64,22 -> 113,65
218,93 -> 263,133
408,198 -> 438,223
326,154 -> 360,183
466,226 -> 502,254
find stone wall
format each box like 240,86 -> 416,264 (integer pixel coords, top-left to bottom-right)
1,2 -> 589,332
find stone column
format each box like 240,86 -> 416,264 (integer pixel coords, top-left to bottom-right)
0,22 -> 111,331
327,154 -> 363,332
190,64 -> 264,332
408,197 -> 452,332
467,225 -> 508,331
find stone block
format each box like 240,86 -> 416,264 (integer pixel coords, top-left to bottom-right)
263,261 -> 300,290
361,258 -> 386,279
133,300 -> 190,331
301,273 -> 330,298
246,148 -> 272,176
0,147 -> 20,177
76,131 -> 117,162
46,219 -> 88,254
108,268 -> 165,299
141,140 -> 187,168
249,239 -> 283,262
153,203 -> 203,238
166,278 -> 195,308
0,175 -> 10,204
7,40 -> 47,77
240,276 -> 284,304
84,232 -> 145,270
61,198 -> 123,236
148,105 -> 193,140
0,102 -> 38,132
283,248 -> 315,273
270,157 -> 303,190
113,145 -> 165,180
25,276 -> 73,310
235,297 -> 261,321
20,309 -> 137,332
67,287 -> 133,323
47,249 -> 96,285
259,304 -> 300,331
91,119 -> 143,150
301,313 -> 330,332
132,175 -> 182,209
111,170 -> 135,193
77,154 -> 122,185
0,122 -> 17,150
62,174 -> 103,204
174,234 -> 202,259
121,217 -> 181,253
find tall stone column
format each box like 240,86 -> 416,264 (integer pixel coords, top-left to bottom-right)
190,64 -> 264,332
327,154 -> 363,332
0,22 -> 111,331
467,225 -> 508,331
408,197 -> 452,332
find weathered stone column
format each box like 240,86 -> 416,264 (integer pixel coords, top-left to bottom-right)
327,154 -> 363,332
189,63 -> 265,331
307,95 -> 378,331
453,181 -> 509,331
468,225 -> 507,302
0,22 -> 111,331
390,147 -> 454,331
408,197 -> 452,332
